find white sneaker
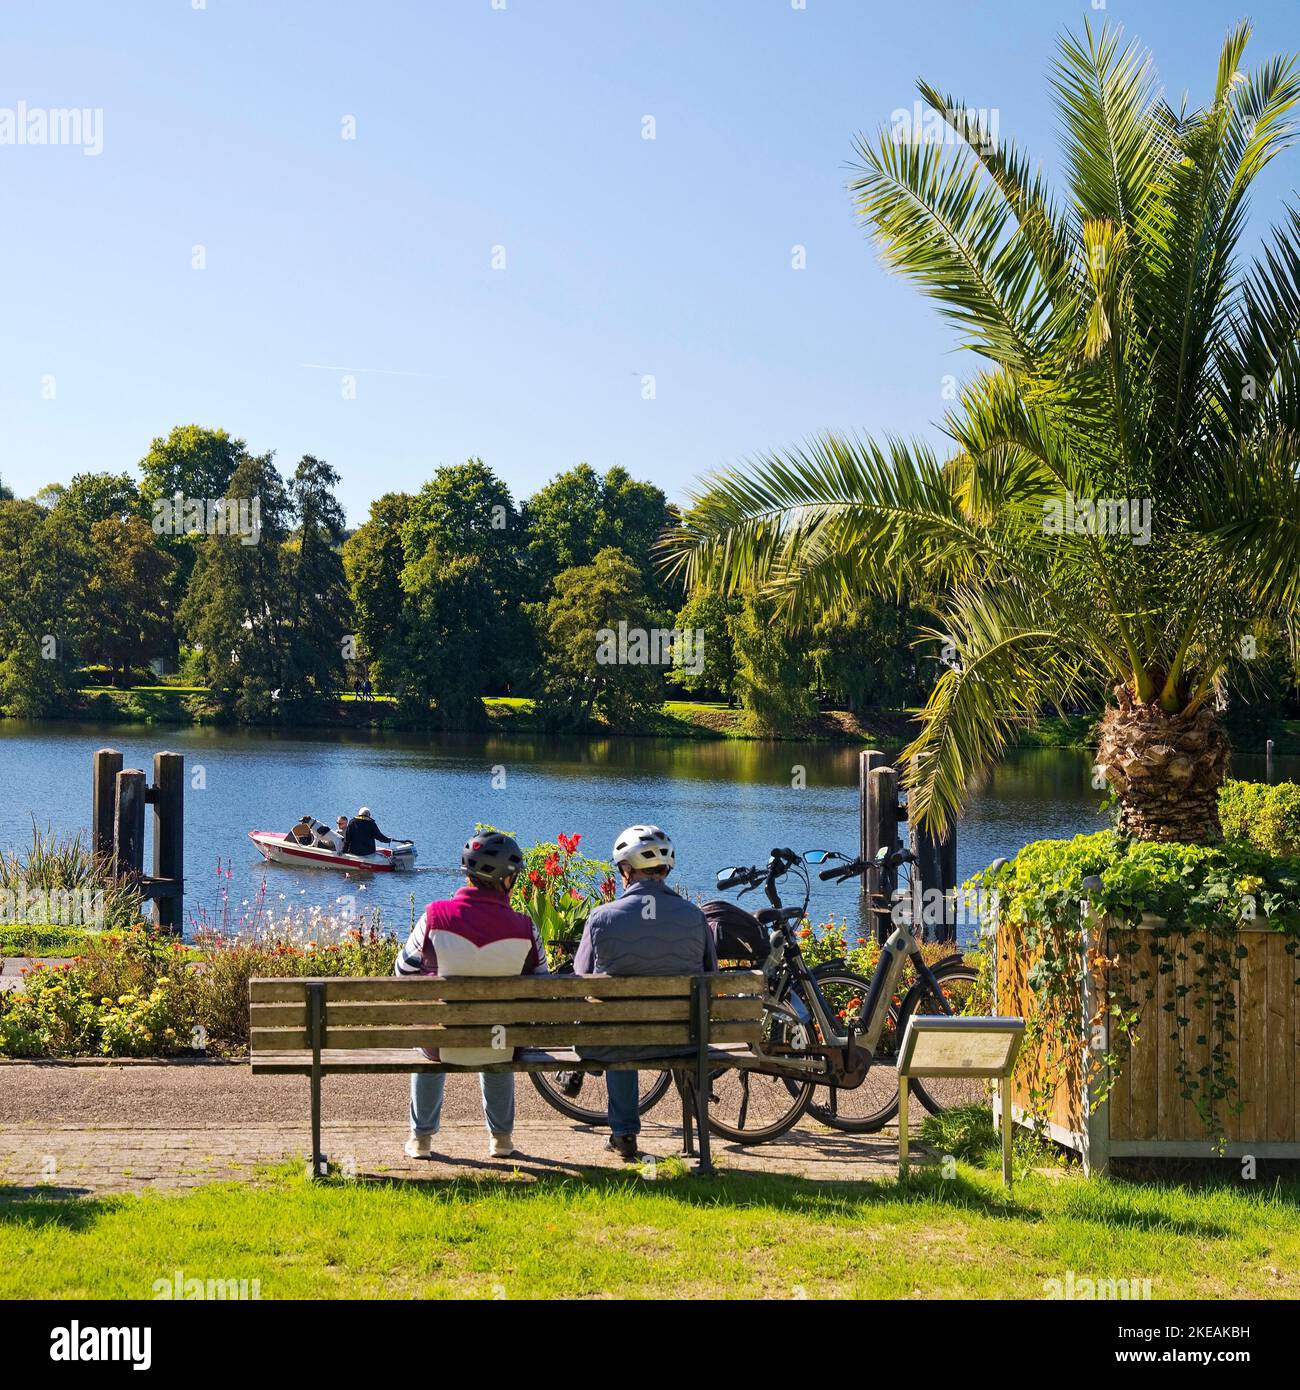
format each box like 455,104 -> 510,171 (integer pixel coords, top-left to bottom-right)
489,1131 -> 516,1158
405,1134 -> 437,1159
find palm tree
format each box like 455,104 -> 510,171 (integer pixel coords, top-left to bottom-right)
662,20 -> 1300,843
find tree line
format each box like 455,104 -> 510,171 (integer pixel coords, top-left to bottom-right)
0,424 -> 935,731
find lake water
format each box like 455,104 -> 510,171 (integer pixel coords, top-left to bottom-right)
1,722 -> 1290,943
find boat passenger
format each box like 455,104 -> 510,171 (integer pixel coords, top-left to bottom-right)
341,807 -> 391,857
322,815 -> 348,853
396,830 -> 547,1160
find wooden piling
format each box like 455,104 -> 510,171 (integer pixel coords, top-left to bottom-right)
910,819 -> 958,943
92,748 -> 122,862
114,769 -> 147,879
151,751 -> 184,931
865,765 -> 899,942
857,750 -> 887,890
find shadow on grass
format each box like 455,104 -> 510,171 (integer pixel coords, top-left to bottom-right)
342,1155 -> 1034,1222
0,1186 -> 101,1228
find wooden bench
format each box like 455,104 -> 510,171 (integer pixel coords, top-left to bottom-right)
248,971 -> 766,1175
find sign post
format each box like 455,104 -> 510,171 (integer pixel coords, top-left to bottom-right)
897,1015 -> 1025,1187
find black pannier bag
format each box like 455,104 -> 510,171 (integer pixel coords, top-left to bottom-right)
701,898 -> 770,963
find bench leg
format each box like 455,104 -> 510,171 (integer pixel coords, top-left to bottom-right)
693,1067 -> 713,1175
677,1070 -> 696,1157
308,983 -> 325,1179
309,1068 -> 324,1179
691,979 -> 714,1175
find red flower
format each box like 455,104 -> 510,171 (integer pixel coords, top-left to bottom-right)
528,869 -> 544,888
543,855 -> 562,877
569,888 -> 582,901
557,832 -> 582,855
599,875 -> 616,897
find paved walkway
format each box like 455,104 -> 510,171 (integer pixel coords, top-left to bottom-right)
0,1062 -> 910,1195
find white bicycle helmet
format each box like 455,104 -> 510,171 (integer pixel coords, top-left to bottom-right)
612,825 -> 675,871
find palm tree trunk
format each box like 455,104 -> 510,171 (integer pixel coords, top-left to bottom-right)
1096,687 -> 1230,843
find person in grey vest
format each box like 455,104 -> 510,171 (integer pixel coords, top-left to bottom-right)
573,824 -> 716,1161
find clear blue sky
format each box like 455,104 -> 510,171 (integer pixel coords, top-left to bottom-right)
2,0 -> 1297,525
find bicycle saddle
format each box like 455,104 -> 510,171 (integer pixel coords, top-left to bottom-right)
755,907 -> 805,925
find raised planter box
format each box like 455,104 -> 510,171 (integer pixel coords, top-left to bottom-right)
993,914 -> 1300,1173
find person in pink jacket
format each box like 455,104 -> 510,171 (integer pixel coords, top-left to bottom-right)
394,831 -> 547,1159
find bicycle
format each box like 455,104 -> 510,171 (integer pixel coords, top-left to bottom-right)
702,845 -> 982,1143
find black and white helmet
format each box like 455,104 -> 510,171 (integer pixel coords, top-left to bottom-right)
461,831 -> 523,886
612,825 -> 675,872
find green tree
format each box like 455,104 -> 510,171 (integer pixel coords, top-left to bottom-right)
138,425 -> 246,506
667,590 -> 742,704
399,551 -> 497,728
281,455 -> 351,709
0,501 -> 92,715
343,492 -> 414,700
48,472 -> 145,527
731,595 -> 816,735
666,20 -> 1300,841
534,547 -> 665,730
402,460 -> 529,692
523,463 -> 674,602
179,453 -> 291,720
139,426 -> 249,610
810,598 -> 933,713
83,517 -> 177,683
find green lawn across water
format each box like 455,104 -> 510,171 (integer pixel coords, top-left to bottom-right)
2,1161 -> 1297,1300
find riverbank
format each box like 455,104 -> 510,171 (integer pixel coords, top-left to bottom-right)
15,690 -> 1294,753
5,687 -> 1118,749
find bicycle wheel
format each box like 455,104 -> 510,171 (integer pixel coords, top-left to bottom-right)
530,1068 -> 674,1127
705,999 -> 814,1144
803,969 -> 901,1133
894,961 -> 985,1116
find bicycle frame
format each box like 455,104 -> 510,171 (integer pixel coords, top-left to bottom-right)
732,850 -> 960,1086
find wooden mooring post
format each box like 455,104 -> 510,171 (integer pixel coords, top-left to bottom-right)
858,750 -> 956,944
92,747 -> 185,932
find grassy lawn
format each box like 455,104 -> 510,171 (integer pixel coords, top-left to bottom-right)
2,1160 -> 1296,1299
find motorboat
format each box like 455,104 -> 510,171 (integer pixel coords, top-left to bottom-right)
248,830 -> 418,873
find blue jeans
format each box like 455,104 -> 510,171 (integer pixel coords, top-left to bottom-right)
606,1071 -> 641,1138
410,1072 -> 515,1136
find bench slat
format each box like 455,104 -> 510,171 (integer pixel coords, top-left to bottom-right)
250,1043 -> 766,1075
248,971 -> 763,1004
251,1021 -> 762,1051
249,997 -> 762,1028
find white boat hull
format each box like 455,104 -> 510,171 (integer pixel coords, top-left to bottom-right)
248,830 -> 417,873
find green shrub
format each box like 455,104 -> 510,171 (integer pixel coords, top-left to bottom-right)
0,919 -> 399,1058
1219,778 -> 1300,857
0,823 -> 142,932
971,829 -> 1300,1143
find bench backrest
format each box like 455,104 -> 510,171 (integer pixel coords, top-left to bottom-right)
249,972 -> 765,1055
